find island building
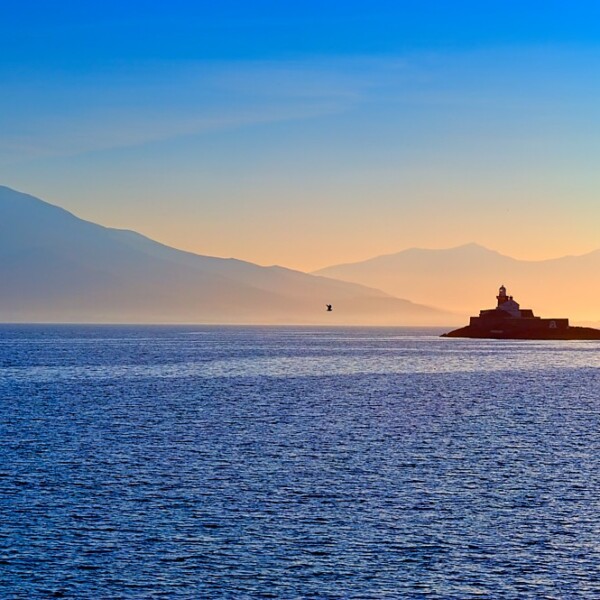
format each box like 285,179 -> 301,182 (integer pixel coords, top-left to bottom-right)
470,285 -> 569,333
442,285 -> 600,339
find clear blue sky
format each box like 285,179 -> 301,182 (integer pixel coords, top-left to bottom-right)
3,1 -> 600,64
2,1 -> 600,269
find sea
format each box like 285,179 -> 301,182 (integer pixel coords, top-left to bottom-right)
1,325 -> 599,599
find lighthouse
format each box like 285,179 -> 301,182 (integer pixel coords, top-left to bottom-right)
496,285 -> 508,306
494,285 -> 521,317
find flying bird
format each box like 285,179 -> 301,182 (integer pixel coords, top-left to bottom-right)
326,304 -> 333,312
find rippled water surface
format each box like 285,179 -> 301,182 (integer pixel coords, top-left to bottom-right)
1,325 -> 600,598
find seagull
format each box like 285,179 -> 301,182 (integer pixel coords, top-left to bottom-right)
326,304 -> 333,312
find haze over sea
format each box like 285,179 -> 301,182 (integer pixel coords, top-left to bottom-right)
2,325 -> 599,598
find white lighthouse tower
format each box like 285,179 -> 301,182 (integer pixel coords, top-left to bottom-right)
497,285 -> 508,306
496,285 -> 521,317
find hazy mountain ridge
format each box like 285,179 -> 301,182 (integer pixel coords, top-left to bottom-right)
315,243 -> 600,322
0,186 -> 453,324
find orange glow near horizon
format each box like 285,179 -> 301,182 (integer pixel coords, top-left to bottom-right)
81,191 -> 600,274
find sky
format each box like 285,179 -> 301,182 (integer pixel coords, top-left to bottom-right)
2,1 -> 600,271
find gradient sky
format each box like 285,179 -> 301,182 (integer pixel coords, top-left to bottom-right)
2,1 -> 600,271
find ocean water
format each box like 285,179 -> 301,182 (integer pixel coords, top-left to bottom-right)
1,325 -> 599,599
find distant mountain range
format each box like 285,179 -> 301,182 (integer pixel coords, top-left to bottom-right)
314,243 -> 600,323
0,186 -> 453,324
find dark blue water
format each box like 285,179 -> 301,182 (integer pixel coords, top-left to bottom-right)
1,325 -> 600,598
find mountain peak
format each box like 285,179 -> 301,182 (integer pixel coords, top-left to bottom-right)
451,242 -> 493,251
398,243 -> 504,256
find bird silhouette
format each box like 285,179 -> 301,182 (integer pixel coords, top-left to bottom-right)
326,304 -> 333,312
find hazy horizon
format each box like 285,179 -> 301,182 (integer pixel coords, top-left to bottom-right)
4,183 -> 600,326
1,184 -> 460,326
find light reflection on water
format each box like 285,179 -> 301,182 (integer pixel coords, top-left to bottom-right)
1,325 -> 599,598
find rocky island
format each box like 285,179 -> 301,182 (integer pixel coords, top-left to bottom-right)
443,285 -> 600,340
